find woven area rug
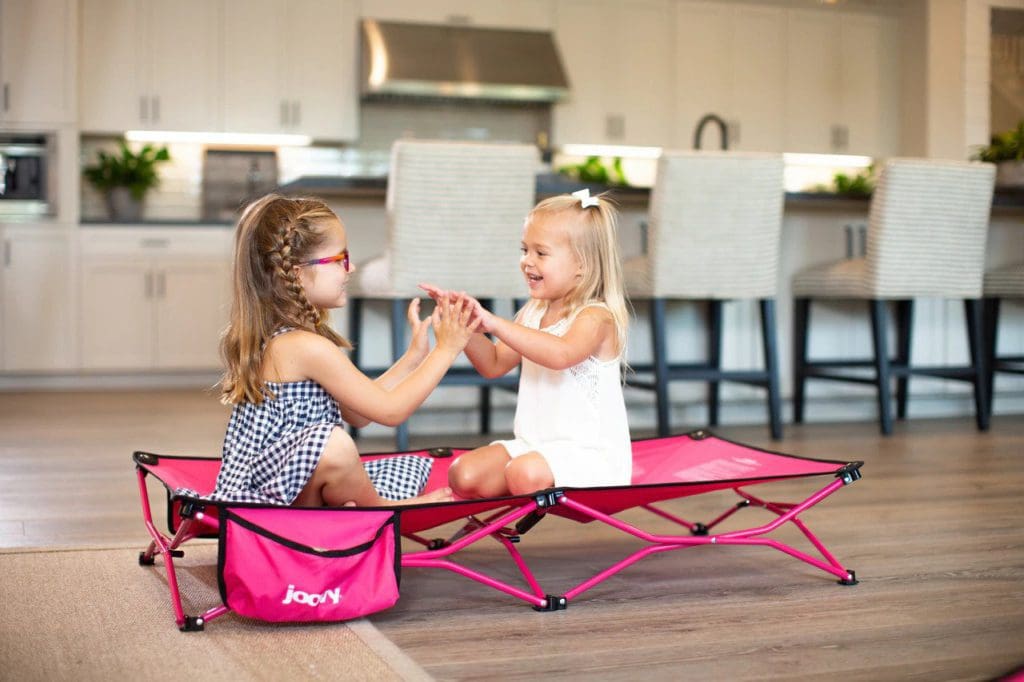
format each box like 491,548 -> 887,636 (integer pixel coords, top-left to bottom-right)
0,543 -> 430,681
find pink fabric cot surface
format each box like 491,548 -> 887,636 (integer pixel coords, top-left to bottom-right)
135,431 -> 862,629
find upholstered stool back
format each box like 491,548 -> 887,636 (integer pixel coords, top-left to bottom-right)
864,159 -> 995,299
362,140 -> 537,298
640,151 -> 785,300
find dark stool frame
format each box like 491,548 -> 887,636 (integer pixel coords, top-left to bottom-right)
983,297 -> 1024,418
627,298 -> 783,440
793,297 -> 989,435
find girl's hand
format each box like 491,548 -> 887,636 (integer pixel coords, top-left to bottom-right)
406,298 -> 430,362
431,294 -> 480,355
418,282 -> 448,302
468,297 -> 499,334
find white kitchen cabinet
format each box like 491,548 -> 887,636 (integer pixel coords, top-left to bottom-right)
0,225 -> 77,372
223,0 -> 358,141
358,0 -> 553,30
674,1 -> 786,152
0,0 -> 76,125
78,228 -> 231,371
79,0 -> 220,133
553,0 -> 673,147
784,10 -> 899,157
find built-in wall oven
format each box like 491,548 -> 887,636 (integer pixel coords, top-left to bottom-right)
0,134 -> 53,217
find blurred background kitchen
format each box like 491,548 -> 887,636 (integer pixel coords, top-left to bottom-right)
1,0 -> 1023,440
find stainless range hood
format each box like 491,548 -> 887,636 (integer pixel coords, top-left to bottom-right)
361,19 -> 569,103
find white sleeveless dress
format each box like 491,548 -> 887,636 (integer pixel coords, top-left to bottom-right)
492,302 -> 632,488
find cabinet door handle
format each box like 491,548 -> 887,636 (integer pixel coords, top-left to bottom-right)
280,100 -> 289,126
140,95 -> 148,122
152,96 -> 160,124
292,100 -> 300,127
156,271 -> 166,298
144,271 -> 153,298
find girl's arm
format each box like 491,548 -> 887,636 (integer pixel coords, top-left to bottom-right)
419,283 -> 614,372
461,331 -> 522,379
339,299 -> 431,428
288,297 -> 478,427
480,303 -> 616,370
418,283 -> 520,377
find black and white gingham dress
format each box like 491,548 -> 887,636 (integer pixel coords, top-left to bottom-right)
210,329 -> 432,505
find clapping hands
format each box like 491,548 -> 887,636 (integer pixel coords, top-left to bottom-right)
418,283 -> 498,333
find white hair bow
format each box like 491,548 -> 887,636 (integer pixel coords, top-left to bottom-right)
572,188 -> 600,208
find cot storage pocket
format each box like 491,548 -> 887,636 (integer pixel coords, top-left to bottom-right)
218,506 -> 401,622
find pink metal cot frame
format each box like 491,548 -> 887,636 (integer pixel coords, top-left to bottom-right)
134,431 -> 862,631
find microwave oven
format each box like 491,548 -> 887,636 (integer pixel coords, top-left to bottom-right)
0,134 -> 52,217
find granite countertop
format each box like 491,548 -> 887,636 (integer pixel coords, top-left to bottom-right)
80,176 -> 1024,226
278,174 -> 1024,209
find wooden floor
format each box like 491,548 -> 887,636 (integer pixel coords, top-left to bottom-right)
1,389 -> 1023,680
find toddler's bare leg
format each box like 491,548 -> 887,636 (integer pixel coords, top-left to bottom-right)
448,444 -> 512,498
505,452 -> 554,496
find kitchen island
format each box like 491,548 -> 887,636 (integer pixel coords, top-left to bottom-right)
281,174 -> 1024,434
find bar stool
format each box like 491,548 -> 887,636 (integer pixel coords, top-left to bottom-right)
624,151 -> 786,439
792,159 -> 996,435
348,139 -> 538,450
983,262 -> 1024,416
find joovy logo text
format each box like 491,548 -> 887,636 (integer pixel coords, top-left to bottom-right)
282,584 -> 342,607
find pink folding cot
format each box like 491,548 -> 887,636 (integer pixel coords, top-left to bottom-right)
134,431 -> 862,631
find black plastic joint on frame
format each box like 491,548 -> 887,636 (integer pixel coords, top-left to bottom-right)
134,451 -> 159,466
837,569 -> 858,586
690,522 -> 709,536
836,463 -> 863,485
427,447 -> 453,458
180,616 -> 205,632
736,499 -> 751,508
688,429 -> 711,440
533,595 -> 568,612
179,501 -> 199,518
533,490 -> 563,508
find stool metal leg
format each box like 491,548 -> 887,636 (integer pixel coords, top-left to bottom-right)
651,298 -> 671,437
347,298 -> 364,439
895,299 -> 914,420
391,300 -> 410,451
759,299 -> 783,440
707,300 -> 723,426
869,300 -> 894,435
964,298 -> 989,431
982,297 -> 1000,419
478,298 -> 494,435
792,298 -> 810,424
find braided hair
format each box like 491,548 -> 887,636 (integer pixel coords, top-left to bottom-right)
220,193 -> 351,405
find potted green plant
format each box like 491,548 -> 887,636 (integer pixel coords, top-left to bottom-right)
973,120 -> 1024,187
83,140 -> 171,221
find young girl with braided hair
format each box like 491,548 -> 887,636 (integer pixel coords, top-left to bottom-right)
213,193 -> 477,507
422,189 -> 632,498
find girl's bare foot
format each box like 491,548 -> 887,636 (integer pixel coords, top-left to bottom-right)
387,486 -> 453,506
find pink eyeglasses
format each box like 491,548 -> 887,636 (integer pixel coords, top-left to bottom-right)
300,249 -> 350,272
